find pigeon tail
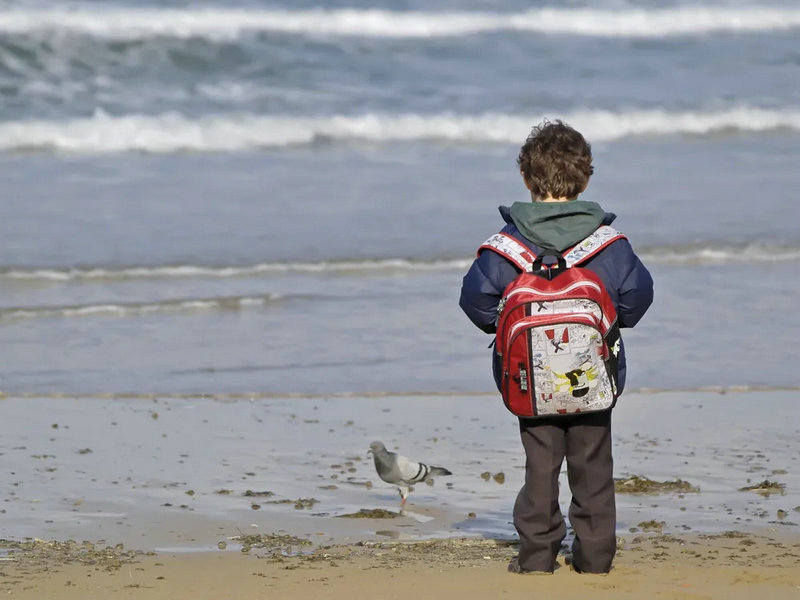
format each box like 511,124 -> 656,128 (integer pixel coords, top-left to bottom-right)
429,466 -> 452,477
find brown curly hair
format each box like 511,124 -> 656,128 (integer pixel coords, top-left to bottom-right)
517,120 -> 593,200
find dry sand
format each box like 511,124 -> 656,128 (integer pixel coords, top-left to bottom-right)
2,532 -> 799,599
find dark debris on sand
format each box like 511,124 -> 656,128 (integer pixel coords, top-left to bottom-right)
615,475 -> 699,494
337,508 -> 401,519
231,533 -> 313,557
260,538 -> 519,568
738,480 -> 786,496
0,538 -> 144,573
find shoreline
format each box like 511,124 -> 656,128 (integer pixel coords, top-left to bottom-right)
1,390 -> 798,597
0,391 -> 798,551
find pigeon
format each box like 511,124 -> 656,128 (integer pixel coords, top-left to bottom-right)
368,441 -> 452,506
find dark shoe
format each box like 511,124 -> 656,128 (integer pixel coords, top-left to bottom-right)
567,558 -> 610,575
507,556 -> 553,574
507,556 -> 529,573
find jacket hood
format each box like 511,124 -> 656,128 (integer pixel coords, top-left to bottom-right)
500,200 -> 616,252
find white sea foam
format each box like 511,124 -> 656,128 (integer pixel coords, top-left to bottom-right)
640,245 -> 800,265
2,244 -> 798,284
0,294 -> 283,320
2,6 -> 800,40
0,259 -> 474,282
1,107 -> 799,154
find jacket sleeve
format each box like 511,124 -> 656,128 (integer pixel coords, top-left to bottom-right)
616,251 -> 654,328
584,238 -> 653,329
459,250 -> 520,334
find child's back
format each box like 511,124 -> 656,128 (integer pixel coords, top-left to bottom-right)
459,120 -> 653,573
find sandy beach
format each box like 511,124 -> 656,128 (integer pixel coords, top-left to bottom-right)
3,2 -> 800,596
2,531 -> 799,599
1,390 -> 798,598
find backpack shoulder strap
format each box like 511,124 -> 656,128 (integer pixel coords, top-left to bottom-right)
478,232 -> 536,272
479,225 -> 626,271
563,225 -> 626,267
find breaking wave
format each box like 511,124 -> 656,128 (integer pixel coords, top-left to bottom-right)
641,244 -> 800,266
0,293 -> 286,321
2,6 -> 800,40
3,243 -> 799,284
1,106 -> 799,154
0,259 -> 472,282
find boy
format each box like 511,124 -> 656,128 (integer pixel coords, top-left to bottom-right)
459,120 -> 653,574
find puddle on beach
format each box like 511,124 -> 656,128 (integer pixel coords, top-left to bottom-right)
0,392 -> 797,552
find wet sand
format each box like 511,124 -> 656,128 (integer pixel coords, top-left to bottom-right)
1,390 -> 798,597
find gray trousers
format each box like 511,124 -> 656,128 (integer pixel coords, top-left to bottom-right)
513,410 -> 616,573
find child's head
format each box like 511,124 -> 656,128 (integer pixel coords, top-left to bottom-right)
517,120 -> 593,201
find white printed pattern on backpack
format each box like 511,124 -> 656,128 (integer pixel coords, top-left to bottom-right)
562,226 -> 624,267
507,298 -> 615,415
528,317 -> 615,415
479,225 -> 624,272
478,233 -> 536,271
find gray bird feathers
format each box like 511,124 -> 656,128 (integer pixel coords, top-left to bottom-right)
368,440 -> 452,506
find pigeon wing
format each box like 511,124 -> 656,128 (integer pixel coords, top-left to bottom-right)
394,454 -> 430,484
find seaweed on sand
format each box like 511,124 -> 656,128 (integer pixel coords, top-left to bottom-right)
738,480 -> 786,496
615,475 -> 699,494
337,508 -> 400,519
0,539 -> 142,571
230,533 -> 312,556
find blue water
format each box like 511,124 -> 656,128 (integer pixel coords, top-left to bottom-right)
1,1 -> 799,396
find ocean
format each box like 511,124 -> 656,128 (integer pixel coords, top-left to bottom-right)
2,0 -> 799,398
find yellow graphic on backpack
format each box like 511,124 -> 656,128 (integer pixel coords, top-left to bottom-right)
554,364 -> 600,398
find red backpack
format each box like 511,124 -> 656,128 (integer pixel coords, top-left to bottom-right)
479,226 -> 625,418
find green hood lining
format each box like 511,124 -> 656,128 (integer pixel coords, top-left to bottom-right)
504,200 -> 612,252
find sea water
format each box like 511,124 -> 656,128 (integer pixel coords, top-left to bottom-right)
1,1 -> 799,397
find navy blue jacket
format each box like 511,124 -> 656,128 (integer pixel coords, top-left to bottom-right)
459,207 -> 654,394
